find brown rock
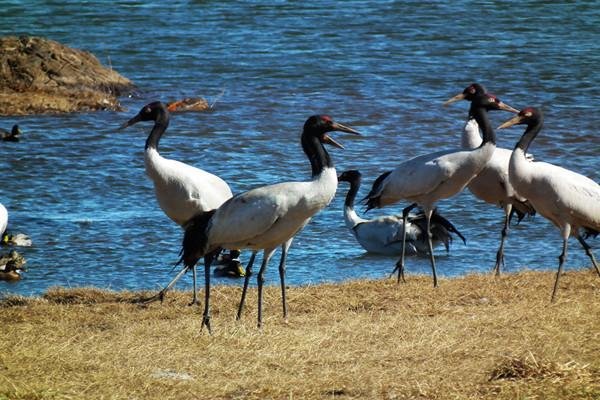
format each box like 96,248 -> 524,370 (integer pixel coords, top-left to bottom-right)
166,97 -> 211,113
0,36 -> 135,115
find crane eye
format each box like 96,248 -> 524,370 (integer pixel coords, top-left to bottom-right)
524,111 -> 532,117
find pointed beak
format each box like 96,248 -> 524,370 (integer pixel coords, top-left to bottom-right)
497,101 -> 520,114
443,93 -> 466,106
323,122 -> 361,150
331,121 -> 361,136
118,114 -> 142,130
322,134 -> 345,149
497,114 -> 525,130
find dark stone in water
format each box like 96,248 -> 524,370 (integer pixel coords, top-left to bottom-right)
0,35 -> 135,115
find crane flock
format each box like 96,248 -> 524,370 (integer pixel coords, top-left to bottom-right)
2,83 -> 599,331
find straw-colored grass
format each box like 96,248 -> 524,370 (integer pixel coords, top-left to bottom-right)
1,269 -> 599,399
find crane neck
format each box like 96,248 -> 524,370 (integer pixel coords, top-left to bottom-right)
145,109 -> 169,151
469,104 -> 495,147
301,132 -> 333,177
343,177 -> 360,210
514,118 -> 543,154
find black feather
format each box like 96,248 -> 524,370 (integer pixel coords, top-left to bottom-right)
363,170 -> 392,212
178,210 -> 217,268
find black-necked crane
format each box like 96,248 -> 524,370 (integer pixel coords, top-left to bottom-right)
338,169 -> 465,256
364,90 -> 518,287
119,101 -> 238,304
445,84 -> 536,275
179,115 -> 360,332
498,107 -> 600,301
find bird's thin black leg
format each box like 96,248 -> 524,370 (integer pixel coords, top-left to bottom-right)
256,251 -> 273,329
426,209 -> 438,288
576,234 -> 600,277
392,203 -> 417,283
278,242 -> 290,321
141,265 -> 189,304
552,238 -> 569,303
201,253 -> 215,334
236,251 -> 256,320
493,205 -> 511,277
189,266 -> 199,306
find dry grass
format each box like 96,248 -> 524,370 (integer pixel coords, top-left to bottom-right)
1,269 -> 599,399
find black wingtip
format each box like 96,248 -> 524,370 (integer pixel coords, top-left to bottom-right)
361,170 -> 392,213
180,210 -> 216,268
430,209 -> 467,245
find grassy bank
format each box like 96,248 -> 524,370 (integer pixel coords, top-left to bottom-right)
1,270 -> 599,399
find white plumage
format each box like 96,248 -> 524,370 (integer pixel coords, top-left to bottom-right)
180,115 -> 360,331
121,101 -> 232,225
120,101 -> 234,304
460,116 -> 535,274
338,170 -> 465,256
0,203 -> 7,238
365,88 -> 518,286
499,107 -> 600,301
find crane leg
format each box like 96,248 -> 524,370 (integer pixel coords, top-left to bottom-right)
552,238 -> 569,303
256,250 -> 274,329
425,209 -> 438,288
189,266 -> 199,306
141,265 -> 189,304
493,205 -> 511,277
391,203 -> 417,283
278,240 -> 292,322
236,252 -> 257,320
576,234 -> 600,277
201,252 -> 218,334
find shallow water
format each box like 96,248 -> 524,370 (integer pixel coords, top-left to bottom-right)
1,1 -> 599,297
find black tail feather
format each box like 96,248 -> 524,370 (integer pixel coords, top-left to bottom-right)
429,209 -> 467,245
583,227 -> 600,240
362,170 -> 392,212
178,210 -> 217,268
510,198 -> 536,224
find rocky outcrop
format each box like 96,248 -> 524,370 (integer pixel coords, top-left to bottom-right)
0,36 -> 135,115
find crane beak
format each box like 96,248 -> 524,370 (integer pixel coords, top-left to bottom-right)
497,102 -> 520,114
443,93 -> 466,106
331,122 -> 361,136
323,122 -> 361,150
118,114 -> 142,130
323,134 -> 345,149
497,114 -> 525,129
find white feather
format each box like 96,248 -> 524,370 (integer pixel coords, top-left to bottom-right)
0,203 -> 7,236
144,148 -> 232,226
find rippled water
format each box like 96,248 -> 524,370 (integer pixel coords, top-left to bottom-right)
1,1 -> 599,297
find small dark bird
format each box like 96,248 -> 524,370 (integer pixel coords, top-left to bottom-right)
1,125 -> 22,142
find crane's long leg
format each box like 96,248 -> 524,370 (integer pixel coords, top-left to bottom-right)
257,249 -> 276,329
392,203 -> 417,283
552,237 -> 569,303
201,251 -> 218,334
278,239 -> 293,322
190,266 -> 199,306
425,208 -> 438,288
236,251 -> 257,320
576,234 -> 600,277
141,265 -> 189,304
493,204 -> 512,277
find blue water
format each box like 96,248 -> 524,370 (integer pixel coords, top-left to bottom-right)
1,1 -> 599,297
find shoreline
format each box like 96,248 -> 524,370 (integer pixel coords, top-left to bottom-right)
2,269 -> 599,399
